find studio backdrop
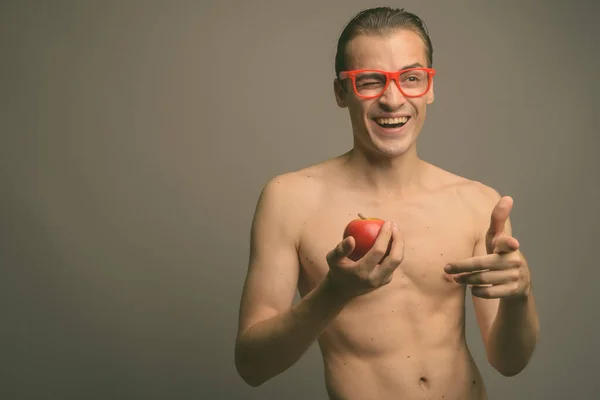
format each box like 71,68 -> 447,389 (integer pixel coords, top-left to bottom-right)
1,1 -> 598,399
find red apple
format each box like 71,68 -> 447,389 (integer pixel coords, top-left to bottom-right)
343,213 -> 390,262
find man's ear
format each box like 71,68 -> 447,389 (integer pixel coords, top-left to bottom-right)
426,80 -> 434,105
334,78 -> 348,108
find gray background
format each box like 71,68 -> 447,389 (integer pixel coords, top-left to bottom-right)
2,0 -> 599,399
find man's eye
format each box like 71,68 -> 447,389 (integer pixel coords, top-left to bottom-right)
360,81 -> 382,87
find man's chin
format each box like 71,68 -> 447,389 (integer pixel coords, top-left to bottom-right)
356,135 -> 415,159
378,143 -> 413,158
369,129 -> 414,154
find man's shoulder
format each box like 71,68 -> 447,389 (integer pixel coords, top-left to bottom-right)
427,164 -> 501,214
260,157 -> 339,197
451,178 -> 501,221
261,167 -> 324,198
256,160 -> 334,213
455,177 -> 500,206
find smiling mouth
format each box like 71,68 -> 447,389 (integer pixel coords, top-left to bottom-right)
374,116 -> 410,129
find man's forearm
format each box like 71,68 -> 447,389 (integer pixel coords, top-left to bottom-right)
486,291 -> 540,376
235,273 -> 350,387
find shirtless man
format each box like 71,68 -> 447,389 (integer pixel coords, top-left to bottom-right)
234,7 -> 540,400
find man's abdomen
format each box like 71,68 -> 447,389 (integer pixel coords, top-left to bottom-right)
321,345 -> 486,400
317,288 -> 486,400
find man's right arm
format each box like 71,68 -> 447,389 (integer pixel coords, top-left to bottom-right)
234,175 -> 351,387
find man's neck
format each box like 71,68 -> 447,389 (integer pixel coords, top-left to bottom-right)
342,146 -> 426,197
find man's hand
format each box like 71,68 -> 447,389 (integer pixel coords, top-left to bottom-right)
444,196 -> 531,299
326,221 -> 405,301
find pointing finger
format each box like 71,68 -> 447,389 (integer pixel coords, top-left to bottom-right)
444,254 -> 518,274
454,269 -> 516,285
487,196 -> 513,238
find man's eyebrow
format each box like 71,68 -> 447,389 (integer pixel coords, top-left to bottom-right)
400,62 -> 424,70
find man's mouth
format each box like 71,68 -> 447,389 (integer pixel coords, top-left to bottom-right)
374,116 -> 410,129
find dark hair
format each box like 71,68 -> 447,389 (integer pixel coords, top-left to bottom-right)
334,7 -> 433,78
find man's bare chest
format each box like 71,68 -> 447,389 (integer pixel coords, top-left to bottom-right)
296,195 -> 477,295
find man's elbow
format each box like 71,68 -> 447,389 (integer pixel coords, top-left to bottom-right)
236,368 -> 266,388
494,364 -> 527,377
488,353 -> 531,377
234,345 -> 268,387
235,363 -> 267,388
486,336 -> 539,377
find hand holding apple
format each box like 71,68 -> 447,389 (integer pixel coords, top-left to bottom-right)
325,213 -> 404,300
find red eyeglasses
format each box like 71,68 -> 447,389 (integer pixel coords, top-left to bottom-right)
339,67 -> 436,99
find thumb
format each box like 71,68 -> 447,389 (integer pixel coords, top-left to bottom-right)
327,236 -> 355,264
487,196 -> 513,237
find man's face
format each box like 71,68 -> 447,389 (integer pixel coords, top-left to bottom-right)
334,29 -> 434,158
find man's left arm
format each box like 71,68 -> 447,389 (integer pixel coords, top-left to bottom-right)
445,193 -> 540,377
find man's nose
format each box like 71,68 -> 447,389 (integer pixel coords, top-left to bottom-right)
378,79 -> 406,107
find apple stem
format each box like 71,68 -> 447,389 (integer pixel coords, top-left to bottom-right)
358,213 -> 367,220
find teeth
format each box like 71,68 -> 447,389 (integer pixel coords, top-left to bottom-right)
376,117 -> 409,125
